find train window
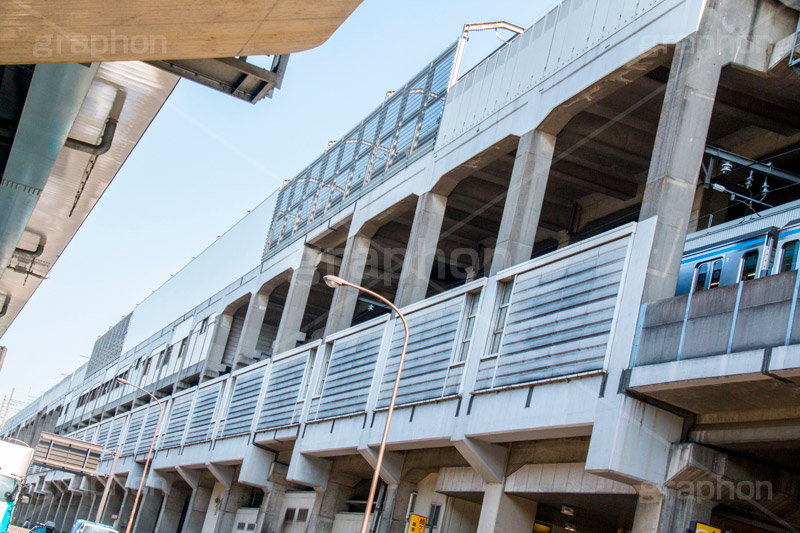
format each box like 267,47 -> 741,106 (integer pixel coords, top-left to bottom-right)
709,260 -> 723,289
781,241 -> 798,273
740,251 -> 759,281
694,263 -> 710,292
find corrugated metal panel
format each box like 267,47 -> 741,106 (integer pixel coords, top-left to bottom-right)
312,324 -> 384,421
257,352 -> 309,431
488,238 -> 629,389
121,408 -> 146,456
184,383 -> 221,444
222,308 -> 246,366
162,395 -> 192,448
219,368 -> 265,438
137,404 -> 161,454
377,296 -> 465,408
686,199 -> 800,252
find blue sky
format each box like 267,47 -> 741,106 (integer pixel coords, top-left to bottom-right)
0,1 -> 552,412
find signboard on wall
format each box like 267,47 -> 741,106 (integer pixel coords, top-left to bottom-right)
692,522 -> 722,533
408,514 -> 427,533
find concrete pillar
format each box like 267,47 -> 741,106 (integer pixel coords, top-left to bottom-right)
632,489 -> 714,533
50,490 -> 66,526
75,493 -> 93,524
203,313 -> 234,378
133,489 -> 163,533
88,492 -> 101,523
307,481 -> 355,533
38,493 -> 54,523
476,482 -> 537,533
62,492 -> 82,531
213,484 -> 249,533
116,489 -> 135,532
274,246 -> 320,353
260,482 -> 290,533
638,33 -> 724,302
154,483 -> 191,533
376,480 -> 416,533
491,129 -> 557,275
101,485 -> 124,526
325,233 -> 372,335
395,192 -> 447,307
183,484 -> 213,532
234,293 -> 269,369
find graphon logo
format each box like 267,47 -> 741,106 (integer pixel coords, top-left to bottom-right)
33,31 -> 167,59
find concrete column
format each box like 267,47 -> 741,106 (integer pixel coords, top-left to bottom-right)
632,489 -> 714,533
234,293 -> 269,369
88,492 -> 101,523
183,484 -> 213,532
274,246 -> 320,353
51,490 -> 67,526
154,484 -> 191,533
476,482 -> 537,533
260,482 -> 289,533
38,493 -> 54,523
395,192 -> 447,307
101,485 -> 124,526
213,484 -> 248,533
638,35 -> 723,302
133,490 -> 164,533
116,489 -> 135,531
376,480 -> 416,533
307,481 -> 355,533
74,493 -> 93,525
202,314 -> 234,379
325,233 -> 372,335
62,492 -> 82,531
491,129 -> 557,275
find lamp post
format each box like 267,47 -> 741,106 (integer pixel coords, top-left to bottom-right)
115,378 -> 163,533
323,275 -> 410,533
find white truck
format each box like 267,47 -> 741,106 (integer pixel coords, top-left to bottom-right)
0,439 -> 34,533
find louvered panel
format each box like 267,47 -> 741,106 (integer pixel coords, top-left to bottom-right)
122,409 -> 146,456
104,416 -> 126,457
137,404 -> 161,454
312,324 -> 384,421
184,384 -> 221,444
474,357 -> 497,391
162,395 -> 192,448
257,352 -> 309,431
94,421 -> 111,448
443,364 -> 464,397
377,297 -> 464,408
491,239 -> 629,388
220,368 -> 265,438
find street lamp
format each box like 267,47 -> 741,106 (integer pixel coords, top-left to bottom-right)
115,378 -> 163,533
323,275 -> 410,533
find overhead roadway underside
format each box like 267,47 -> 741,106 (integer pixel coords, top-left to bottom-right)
0,0 -> 362,64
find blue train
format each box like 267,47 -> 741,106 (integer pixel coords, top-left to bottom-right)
676,199 -> 800,295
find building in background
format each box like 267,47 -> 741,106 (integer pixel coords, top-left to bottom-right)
6,0 -> 800,531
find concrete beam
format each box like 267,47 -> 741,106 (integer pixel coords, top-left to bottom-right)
233,292 -> 269,369
176,466 -> 201,491
452,438 -> 508,485
286,450 -> 332,491
239,446 -> 276,489
357,446 -> 403,486
205,462 -> 235,488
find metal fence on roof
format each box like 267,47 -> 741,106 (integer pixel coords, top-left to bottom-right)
263,43 -> 457,260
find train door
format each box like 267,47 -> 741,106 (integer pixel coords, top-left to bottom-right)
692,258 -> 723,292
